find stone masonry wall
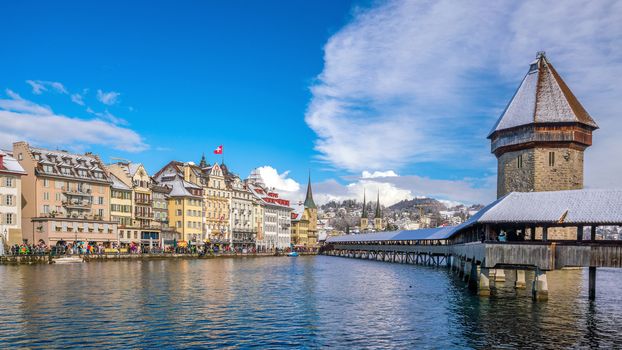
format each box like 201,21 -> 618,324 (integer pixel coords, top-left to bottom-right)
533,147 -> 583,192
497,149 -> 536,198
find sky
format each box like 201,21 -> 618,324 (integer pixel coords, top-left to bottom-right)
1,0 -> 621,206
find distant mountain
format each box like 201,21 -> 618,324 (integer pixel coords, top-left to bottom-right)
388,197 -> 447,213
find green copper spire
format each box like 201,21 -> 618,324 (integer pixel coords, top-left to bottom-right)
374,190 -> 382,218
304,172 -> 316,209
199,153 -> 208,168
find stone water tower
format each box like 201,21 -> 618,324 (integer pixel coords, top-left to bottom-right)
488,52 -> 598,198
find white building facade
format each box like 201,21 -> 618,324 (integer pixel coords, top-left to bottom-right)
0,150 -> 26,246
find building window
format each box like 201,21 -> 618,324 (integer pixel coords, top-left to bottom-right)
176,221 -> 182,228
517,155 -> 523,169
98,196 -> 104,205
548,152 -> 555,167
43,204 -> 50,214
5,195 -> 14,206
6,213 -> 14,225
43,179 -> 49,187
6,177 -> 14,187
43,192 -> 50,201
177,209 -> 182,216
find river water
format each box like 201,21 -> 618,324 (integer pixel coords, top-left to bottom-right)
1,256 -> 621,349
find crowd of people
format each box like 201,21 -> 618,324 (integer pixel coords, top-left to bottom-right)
3,240 -> 315,256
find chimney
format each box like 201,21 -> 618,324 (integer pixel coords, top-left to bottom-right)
0,154 -> 4,170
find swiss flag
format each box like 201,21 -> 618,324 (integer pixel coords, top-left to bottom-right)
214,145 -> 223,154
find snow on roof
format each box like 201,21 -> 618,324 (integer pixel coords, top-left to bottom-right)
159,175 -> 201,197
127,163 -> 142,177
0,150 -> 26,175
489,53 -> 598,137
110,173 -> 131,191
327,189 -> 622,243
478,189 -> 622,225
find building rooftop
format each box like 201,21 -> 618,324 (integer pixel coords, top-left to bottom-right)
489,52 -> 598,137
327,189 -> 622,243
0,150 -> 26,175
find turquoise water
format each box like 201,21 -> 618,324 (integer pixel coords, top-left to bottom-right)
1,256 -> 621,349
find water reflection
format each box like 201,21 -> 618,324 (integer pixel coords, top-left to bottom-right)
1,257 -> 621,349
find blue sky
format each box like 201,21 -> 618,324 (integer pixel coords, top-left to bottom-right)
2,0 -> 621,205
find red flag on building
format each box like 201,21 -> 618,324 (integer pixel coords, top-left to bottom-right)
214,145 -> 223,154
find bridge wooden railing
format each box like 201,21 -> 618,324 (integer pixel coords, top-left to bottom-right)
329,240 -> 622,271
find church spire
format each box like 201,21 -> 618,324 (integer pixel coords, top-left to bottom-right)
303,172 -> 316,209
374,189 -> 382,218
361,189 -> 367,218
199,153 -> 207,168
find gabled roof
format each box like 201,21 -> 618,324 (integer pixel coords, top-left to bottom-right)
159,175 -> 201,198
0,150 -> 26,175
489,52 -> 598,137
110,173 -> 131,191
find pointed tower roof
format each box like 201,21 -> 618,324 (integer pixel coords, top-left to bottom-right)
361,189 -> 367,218
488,52 -> 598,138
374,190 -> 382,218
199,153 -> 208,168
304,173 -> 317,209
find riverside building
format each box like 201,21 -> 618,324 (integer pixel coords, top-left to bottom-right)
13,142 -> 117,246
247,170 -> 292,251
290,175 -> 318,248
197,157 -> 231,244
107,162 -> 160,248
0,150 -> 26,245
154,162 -> 204,244
223,167 -> 256,249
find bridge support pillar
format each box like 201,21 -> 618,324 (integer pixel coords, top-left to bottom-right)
532,270 -> 549,301
589,267 -> 596,300
514,270 -> 526,289
478,267 -> 491,297
468,259 -> 478,291
493,269 -> 506,283
458,259 -> 465,278
463,260 -> 472,282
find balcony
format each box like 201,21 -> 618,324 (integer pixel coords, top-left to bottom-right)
63,200 -> 92,210
135,211 -> 154,219
134,198 -> 153,205
62,186 -> 92,197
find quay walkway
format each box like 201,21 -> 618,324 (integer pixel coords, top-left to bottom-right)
323,189 -> 622,301
0,251 -> 317,265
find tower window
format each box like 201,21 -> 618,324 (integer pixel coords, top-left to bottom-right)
517,155 -> 523,169
548,152 -> 555,167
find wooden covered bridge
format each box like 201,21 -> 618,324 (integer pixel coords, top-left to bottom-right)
322,189 -> 622,301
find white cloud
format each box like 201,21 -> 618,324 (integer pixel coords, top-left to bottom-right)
0,90 -> 52,115
255,166 -> 301,192
287,170 -> 495,207
71,93 -> 85,106
362,170 -> 398,179
97,90 -> 120,105
0,90 -> 147,152
86,107 -> 128,125
26,80 -> 46,95
26,80 -> 68,95
306,0 -> 622,190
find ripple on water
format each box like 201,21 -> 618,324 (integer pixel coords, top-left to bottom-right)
1,257 -> 622,349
